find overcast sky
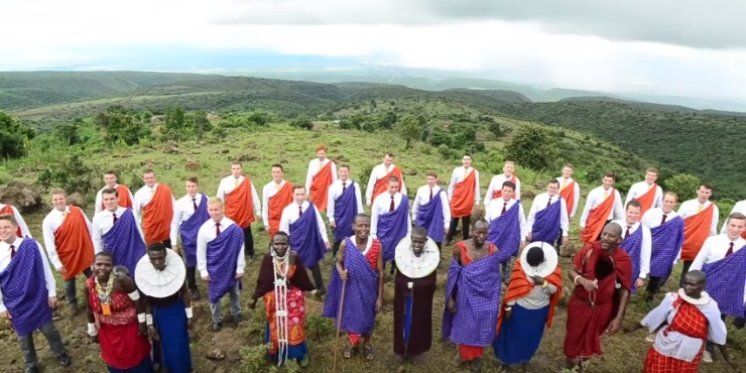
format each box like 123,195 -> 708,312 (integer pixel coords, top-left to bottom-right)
2,0 -> 745,105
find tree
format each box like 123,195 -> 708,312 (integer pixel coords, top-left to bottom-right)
94,105 -> 151,145
56,118 -> 84,146
397,115 -> 424,149
0,111 -> 35,159
187,110 -> 212,139
504,126 -> 557,171
665,173 -> 701,201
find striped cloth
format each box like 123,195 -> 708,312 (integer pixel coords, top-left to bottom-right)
0,239 -> 52,336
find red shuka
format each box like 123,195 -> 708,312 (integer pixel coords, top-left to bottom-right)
559,181 -> 576,217
643,299 -> 708,372
224,177 -> 256,229
142,185 -> 174,245
680,204 -> 714,261
54,206 -> 95,280
371,166 -> 403,203
497,259 -> 563,332
309,161 -> 334,212
267,182 -> 294,237
450,169 -> 476,218
580,190 -> 616,244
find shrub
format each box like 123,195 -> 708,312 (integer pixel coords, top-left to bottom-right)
504,126 -> 557,171
665,173 -> 701,201
0,111 -> 35,159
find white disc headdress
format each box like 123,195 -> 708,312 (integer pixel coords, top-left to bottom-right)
520,241 -> 559,278
394,236 -> 440,279
135,248 -> 186,298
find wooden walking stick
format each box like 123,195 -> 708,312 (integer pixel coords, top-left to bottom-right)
332,277 -> 348,373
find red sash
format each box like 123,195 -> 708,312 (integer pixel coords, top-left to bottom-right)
497,259 -> 563,332
268,182 -> 294,237
54,206 -> 95,280
450,169 -> 476,218
492,175 -> 516,199
224,177 -> 256,229
634,183 -> 657,215
681,204 -> 714,261
580,190 -> 615,244
372,166 -> 403,202
309,161 -> 333,212
142,185 -> 174,245
0,204 -> 23,237
559,180 -> 576,217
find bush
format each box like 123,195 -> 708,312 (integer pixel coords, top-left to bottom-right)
94,105 -> 151,145
504,126 -> 557,171
289,117 -> 313,130
665,173 -> 701,201
36,152 -> 97,197
0,111 -> 35,159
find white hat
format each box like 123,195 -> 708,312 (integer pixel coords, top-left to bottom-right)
519,241 -> 558,278
135,248 -> 186,298
395,236 -> 440,279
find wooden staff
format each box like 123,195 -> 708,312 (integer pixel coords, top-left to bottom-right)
332,278 -> 348,373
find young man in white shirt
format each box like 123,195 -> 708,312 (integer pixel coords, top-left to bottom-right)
217,161 -> 261,259
326,164 -> 364,256
485,161 -> 521,206
365,153 -> 407,207
579,172 -> 624,244
413,171 -> 451,247
446,155 -> 479,243
172,176 -> 210,299
613,200 -> 652,293
625,167 -> 663,215
556,163 -> 581,219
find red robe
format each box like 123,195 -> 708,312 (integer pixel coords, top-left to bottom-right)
680,204 -> 714,261
267,182 -> 294,237
564,241 -> 632,360
371,166 -> 403,203
559,180 -> 577,218
580,190 -> 616,244
224,177 -> 256,229
309,161 -> 334,212
450,169 -> 476,218
644,299 -> 708,372
634,184 -> 658,216
54,206 -> 95,280
142,185 -> 174,245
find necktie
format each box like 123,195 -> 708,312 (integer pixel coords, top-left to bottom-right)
112,212 -> 118,224
299,204 -> 303,217
215,222 -> 221,236
192,197 -> 198,211
501,201 -> 507,214
725,242 -> 734,257
625,226 -> 631,239
9,244 -> 16,259
546,196 -> 552,208
390,195 -> 395,212
342,181 -> 346,191
661,213 -> 667,225
429,187 -> 433,201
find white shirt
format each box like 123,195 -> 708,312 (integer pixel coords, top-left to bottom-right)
370,192 -> 412,238
447,167 -> 480,205
625,181 -> 663,209
643,208 -> 683,264
91,207 -> 145,254
613,219 -> 652,279
94,184 -> 135,215
326,179 -> 364,224
579,186 -> 624,229
133,183 -> 178,229
411,185 -> 451,230
196,216 -> 245,278
484,198 -> 528,239
305,158 -> 338,193
678,199 -> 719,236
279,201 -> 330,244
484,174 -> 521,206
216,175 -> 261,214
171,193 -> 207,246
42,206 -> 93,271
365,163 -> 407,205
0,238 -> 56,313
556,176 -> 581,218
526,193 -> 569,238
261,180 -> 288,227
690,234 -> 746,302
721,200 -> 746,234
0,203 -> 32,238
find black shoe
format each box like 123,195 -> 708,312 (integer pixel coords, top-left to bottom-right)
212,322 -> 223,332
315,288 -> 326,297
190,288 -> 201,301
232,315 -> 242,328
58,354 -> 72,367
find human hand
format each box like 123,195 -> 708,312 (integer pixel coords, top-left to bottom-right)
147,325 -> 160,341
339,269 -> 348,281
48,296 -> 58,310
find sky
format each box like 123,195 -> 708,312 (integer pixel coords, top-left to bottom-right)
2,0 -> 745,108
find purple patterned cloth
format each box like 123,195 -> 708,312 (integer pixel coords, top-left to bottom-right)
333,182 -> 358,242
414,190 -> 445,243
530,199 -> 561,244
620,227 -> 644,293
487,201 -> 522,260
179,194 -> 209,267
377,195 -> 410,262
102,209 -> 146,275
289,203 -> 327,268
442,253 -> 501,346
702,245 -> 746,318
0,239 -> 53,336
206,223 -> 244,303
323,237 -> 379,335
649,217 -> 684,279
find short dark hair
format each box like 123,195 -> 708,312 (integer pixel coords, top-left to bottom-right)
104,170 -> 118,177
385,152 -> 395,158
95,251 -> 114,261
340,164 -> 350,171
147,243 -> 167,253
186,176 -> 199,184
472,218 -> 489,229
526,246 -> 545,267
143,168 -> 155,176
729,212 -> 746,221
101,187 -> 119,197
603,172 -> 616,181
699,183 -> 714,191
501,181 -> 516,191
0,214 -> 18,226
412,226 -> 428,237
271,164 -> 284,172
547,179 -> 560,187
626,200 -> 642,211
388,176 -> 400,184
272,231 -> 289,240
292,185 -> 306,192
426,171 -> 438,178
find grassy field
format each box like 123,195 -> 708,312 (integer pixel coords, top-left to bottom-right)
0,124 -> 743,372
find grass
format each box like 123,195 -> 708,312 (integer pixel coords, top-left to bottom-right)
0,124 -> 743,372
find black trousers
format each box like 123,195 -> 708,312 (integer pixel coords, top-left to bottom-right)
309,264 -> 325,292
186,266 -> 198,290
679,260 -> 693,286
64,268 -> 93,306
332,240 -> 342,257
447,216 -> 471,242
19,321 -> 67,369
644,275 -> 668,302
243,225 -> 255,258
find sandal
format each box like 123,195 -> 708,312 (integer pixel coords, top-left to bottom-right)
343,345 -> 354,359
364,344 -> 374,361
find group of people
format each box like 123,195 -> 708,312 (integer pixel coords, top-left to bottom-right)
0,144 -> 743,373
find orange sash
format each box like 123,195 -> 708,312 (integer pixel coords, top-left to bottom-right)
142,184 -> 174,245
634,183 -> 657,215
0,204 -> 23,237
580,190 -> 615,244
268,182 -> 294,237
309,161 -> 333,212
225,177 -> 256,229
559,180 -> 575,217
450,169 -> 476,218
492,175 -> 516,199
497,259 -> 563,332
54,206 -> 95,280
681,204 -> 714,261
372,166 -> 403,202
